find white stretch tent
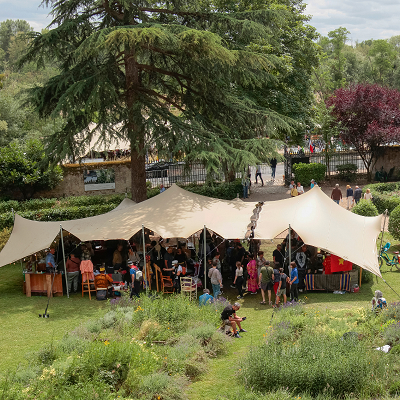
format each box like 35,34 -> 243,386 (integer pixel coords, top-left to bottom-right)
0,184 -> 258,267
254,187 -> 382,277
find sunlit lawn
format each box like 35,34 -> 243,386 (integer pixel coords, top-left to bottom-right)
1,232 -> 400,399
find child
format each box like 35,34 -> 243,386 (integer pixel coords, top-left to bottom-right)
275,268 -> 289,306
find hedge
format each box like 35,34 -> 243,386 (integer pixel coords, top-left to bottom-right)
292,163 -> 327,186
389,204 -> 400,240
351,199 -> 379,217
183,179 -> 243,200
362,182 -> 400,214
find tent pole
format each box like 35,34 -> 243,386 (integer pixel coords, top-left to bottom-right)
288,225 -> 292,270
379,209 -> 388,257
142,224 -> 148,295
203,225 -> 207,290
60,225 -> 69,298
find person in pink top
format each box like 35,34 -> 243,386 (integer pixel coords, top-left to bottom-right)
246,254 -> 258,294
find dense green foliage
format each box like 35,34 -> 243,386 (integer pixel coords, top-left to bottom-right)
0,139 -> 63,200
183,179 -> 243,200
21,0 -> 318,201
362,182 -> 400,214
336,163 -> 357,181
389,205 -> 400,241
239,302 -> 399,398
351,199 -> 379,217
292,162 -> 326,186
0,294 -> 229,399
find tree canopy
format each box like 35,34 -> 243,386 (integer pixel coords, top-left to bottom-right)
327,83 -> 400,180
22,0 -> 319,201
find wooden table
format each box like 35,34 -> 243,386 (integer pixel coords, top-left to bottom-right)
25,273 -> 63,297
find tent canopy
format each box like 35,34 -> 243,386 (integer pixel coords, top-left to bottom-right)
254,187 -> 382,277
0,185 -> 257,267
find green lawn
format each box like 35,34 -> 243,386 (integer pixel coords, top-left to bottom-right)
1,233 -> 400,398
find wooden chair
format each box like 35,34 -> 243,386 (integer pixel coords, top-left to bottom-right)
180,277 -> 197,301
82,272 -> 96,299
154,265 -> 174,294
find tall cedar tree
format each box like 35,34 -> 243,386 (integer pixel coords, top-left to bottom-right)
21,0 -> 318,202
327,84 -> 400,180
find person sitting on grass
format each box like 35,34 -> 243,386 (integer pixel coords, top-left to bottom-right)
371,290 -> 387,312
220,302 -> 246,338
199,289 -> 214,306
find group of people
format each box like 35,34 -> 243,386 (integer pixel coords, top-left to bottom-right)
331,184 -> 372,208
242,160 -> 278,198
289,180 -> 305,197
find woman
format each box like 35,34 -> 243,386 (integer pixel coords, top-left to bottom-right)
128,245 -> 140,264
233,261 -> 244,299
246,254 -> 258,294
297,182 -> 304,195
364,188 -> 373,201
290,185 -> 298,197
346,185 -> 354,209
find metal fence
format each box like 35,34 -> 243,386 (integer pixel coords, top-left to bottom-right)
284,149 -> 368,185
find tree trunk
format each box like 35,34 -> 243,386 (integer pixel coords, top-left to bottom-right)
125,48 -> 147,203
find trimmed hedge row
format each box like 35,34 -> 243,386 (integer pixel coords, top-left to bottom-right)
183,179 -> 243,200
362,182 -> 400,214
292,163 -> 327,187
0,204 -> 117,230
0,194 -> 126,214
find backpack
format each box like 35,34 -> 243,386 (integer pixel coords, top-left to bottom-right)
135,270 -> 143,281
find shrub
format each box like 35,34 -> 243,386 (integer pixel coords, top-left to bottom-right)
389,204 -> 400,240
336,163 -> 357,181
362,182 -> 400,213
383,321 -> 400,346
240,335 -> 387,397
351,199 -> 379,216
0,227 -> 11,251
292,163 -> 327,186
183,179 -> 243,200
389,381 -> 400,396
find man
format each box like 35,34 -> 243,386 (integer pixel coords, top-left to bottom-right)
259,261 -> 274,305
276,268 -> 288,306
256,250 -> 267,277
175,247 -> 187,272
220,302 -> 246,338
354,185 -> 362,204
255,164 -> 264,186
295,244 -> 310,292
289,261 -> 299,302
65,252 -> 81,293
272,244 -> 284,269
94,266 -> 113,296
199,288 -> 214,306
45,248 -> 56,273
208,261 -> 223,298
129,261 -> 142,298
331,184 -> 342,204
113,244 -> 124,270
212,253 -> 222,272
163,246 -> 175,277
242,174 -> 250,198
270,158 -> 277,180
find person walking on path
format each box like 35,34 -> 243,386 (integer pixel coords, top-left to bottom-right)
331,184 -> 342,204
346,185 -> 354,209
354,186 -> 362,204
233,261 -> 245,299
246,254 -> 258,294
270,158 -> 277,180
364,188 -> 373,201
289,261 -> 299,302
208,261 -> 223,298
242,174 -> 250,199
255,165 -> 264,186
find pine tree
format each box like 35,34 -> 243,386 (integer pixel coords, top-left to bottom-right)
22,0 -> 318,202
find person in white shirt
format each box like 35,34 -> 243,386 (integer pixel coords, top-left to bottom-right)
296,182 -> 304,195
255,164 -> 264,186
364,188 -> 373,200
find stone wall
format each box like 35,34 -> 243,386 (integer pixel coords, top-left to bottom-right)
36,160 -> 132,198
374,146 -> 400,174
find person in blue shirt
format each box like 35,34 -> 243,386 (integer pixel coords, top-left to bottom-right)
310,179 -> 316,189
199,289 -> 214,306
45,248 -> 56,273
289,261 -> 299,302
129,261 -> 142,298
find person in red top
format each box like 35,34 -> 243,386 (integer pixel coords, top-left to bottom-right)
65,252 -> 81,293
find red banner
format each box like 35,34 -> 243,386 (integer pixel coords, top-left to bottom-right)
323,255 -> 352,274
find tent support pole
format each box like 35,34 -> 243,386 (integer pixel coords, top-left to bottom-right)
379,209 -> 388,257
359,267 -> 362,288
142,224 -> 148,295
60,225 -> 69,298
288,225 -> 292,270
204,225 -> 207,290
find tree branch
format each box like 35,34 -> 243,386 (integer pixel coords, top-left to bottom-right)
136,63 -> 190,81
102,0 -> 124,21
137,87 -> 185,112
138,8 -> 205,17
